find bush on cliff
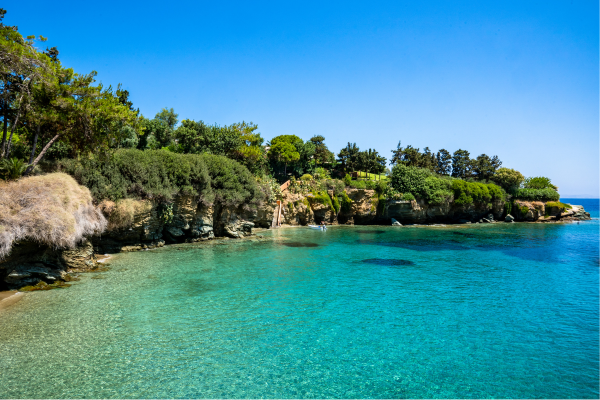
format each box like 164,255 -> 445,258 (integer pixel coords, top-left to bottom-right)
339,191 -> 353,213
452,181 -> 504,207
490,168 -> 524,192
390,164 -> 453,205
0,173 -> 107,259
513,188 -> 560,202
308,191 -> 334,212
98,199 -> 153,231
58,149 -> 263,207
392,164 -> 504,206
202,154 -> 264,207
522,176 -> 557,190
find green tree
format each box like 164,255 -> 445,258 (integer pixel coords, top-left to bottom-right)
357,148 -> 386,175
522,176 -> 557,190
309,135 -> 334,167
141,107 -> 178,149
0,8 -> 55,158
490,167 -> 524,192
173,119 -> 243,157
268,137 -> 300,176
390,141 -> 404,166
436,149 -> 452,175
471,154 -> 501,181
451,149 -> 471,179
23,70 -> 138,174
337,142 -> 360,173
229,121 -> 266,174
421,147 -> 436,171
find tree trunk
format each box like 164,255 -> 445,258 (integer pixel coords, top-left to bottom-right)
0,87 -> 8,157
23,133 -> 60,176
2,91 -> 25,159
29,124 -> 40,164
4,108 -> 21,158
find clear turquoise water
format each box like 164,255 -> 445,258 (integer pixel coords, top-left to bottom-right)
0,199 -> 598,399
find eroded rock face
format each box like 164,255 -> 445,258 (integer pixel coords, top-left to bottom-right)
281,193 -> 314,225
381,198 -> 504,224
559,205 -> 591,222
344,189 -> 378,224
0,240 -> 97,290
278,188 -> 378,226
513,200 -> 545,221
94,196 -> 265,253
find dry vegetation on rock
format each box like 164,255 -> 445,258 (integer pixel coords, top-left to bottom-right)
0,173 -> 107,258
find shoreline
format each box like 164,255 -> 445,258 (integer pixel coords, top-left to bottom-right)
96,254 -> 112,263
0,291 -> 23,312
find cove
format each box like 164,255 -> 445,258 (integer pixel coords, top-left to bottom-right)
0,216 -> 598,398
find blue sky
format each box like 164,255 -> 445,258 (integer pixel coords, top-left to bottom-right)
7,1 -> 599,196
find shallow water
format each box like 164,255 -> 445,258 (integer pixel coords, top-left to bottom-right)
0,199 -> 598,398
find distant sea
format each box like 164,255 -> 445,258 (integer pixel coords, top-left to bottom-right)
0,199 -> 598,398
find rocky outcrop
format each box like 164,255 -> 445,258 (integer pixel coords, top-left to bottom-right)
0,239 -> 98,290
93,196 -> 272,253
341,189 -> 379,224
0,194 -> 272,289
512,200 -> 545,221
513,201 -> 591,223
279,188 -> 378,226
381,198 -> 505,224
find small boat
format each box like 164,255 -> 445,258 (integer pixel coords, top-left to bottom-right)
308,225 -> 327,230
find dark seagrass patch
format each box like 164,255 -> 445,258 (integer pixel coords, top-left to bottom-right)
361,258 -> 415,266
281,242 -> 320,248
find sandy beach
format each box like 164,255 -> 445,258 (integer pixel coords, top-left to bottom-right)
0,290 -> 23,312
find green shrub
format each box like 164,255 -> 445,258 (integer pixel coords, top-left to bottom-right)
513,188 -> 560,202
403,193 -> 415,201
57,149 -> 262,207
551,201 -> 571,209
505,201 -> 512,216
491,168 -> 524,192
349,180 -> 367,189
323,179 -> 345,196
339,191 -> 353,213
312,167 -> 330,180
522,176 -> 557,190
390,164 -> 452,205
375,180 -> 387,195
390,164 -> 431,196
202,154 -> 262,206
343,173 -> 352,186
308,190 -> 334,211
330,192 -> 340,214
300,174 -> 313,181
0,158 -> 28,180
364,180 -> 377,190
544,201 -> 572,215
452,180 -> 504,206
487,183 -> 504,201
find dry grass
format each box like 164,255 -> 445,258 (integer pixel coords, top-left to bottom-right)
0,173 -> 107,259
99,198 -> 152,230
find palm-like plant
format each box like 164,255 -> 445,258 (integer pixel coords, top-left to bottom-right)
0,157 -> 28,180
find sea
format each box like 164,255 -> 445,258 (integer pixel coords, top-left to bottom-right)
0,198 -> 597,398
